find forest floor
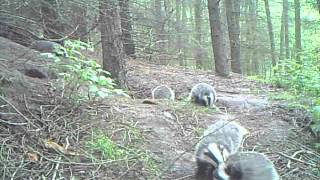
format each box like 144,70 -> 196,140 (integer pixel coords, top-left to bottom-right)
0,37 -> 319,179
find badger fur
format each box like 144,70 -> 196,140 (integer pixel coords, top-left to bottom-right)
215,152 -> 279,180
195,120 -> 249,180
151,85 -> 175,100
189,83 -> 217,107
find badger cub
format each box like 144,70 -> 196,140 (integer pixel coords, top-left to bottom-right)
195,120 -> 249,180
189,83 -> 217,107
151,85 -> 175,100
215,152 -> 280,180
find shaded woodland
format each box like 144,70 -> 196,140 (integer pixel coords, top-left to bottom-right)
0,0 -> 319,179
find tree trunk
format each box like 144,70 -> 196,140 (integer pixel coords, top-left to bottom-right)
176,0 -> 183,66
207,0 -> 230,76
317,0 -> 320,15
119,0 -> 136,58
99,0 -> 127,88
40,0 -> 65,39
225,0 -> 242,74
280,12 -> 285,60
194,0 -> 204,68
181,0 -> 188,66
294,0 -> 302,62
263,0 -> 276,66
284,0 -> 290,59
153,0 -> 165,54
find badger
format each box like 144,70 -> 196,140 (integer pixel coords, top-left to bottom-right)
195,120 -> 249,180
214,152 -> 279,180
151,85 -> 175,100
188,83 -> 217,107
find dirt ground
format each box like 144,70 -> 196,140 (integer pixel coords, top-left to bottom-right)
0,37 -> 319,179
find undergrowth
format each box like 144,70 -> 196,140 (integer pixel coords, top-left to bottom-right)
43,40 -> 128,103
249,50 -> 320,148
86,130 -> 160,177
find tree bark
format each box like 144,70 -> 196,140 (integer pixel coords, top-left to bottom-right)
119,0 -> 135,58
294,0 -> 302,63
207,0 -> 230,76
284,0 -> 290,59
176,0 -> 183,66
225,0 -> 242,74
263,0 -> 276,66
99,0 -> 127,88
194,0 -> 204,68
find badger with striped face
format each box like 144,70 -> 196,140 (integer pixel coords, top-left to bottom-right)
189,83 -> 217,107
195,120 -> 249,180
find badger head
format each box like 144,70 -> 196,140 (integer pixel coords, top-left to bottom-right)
200,92 -> 215,107
196,143 -> 230,180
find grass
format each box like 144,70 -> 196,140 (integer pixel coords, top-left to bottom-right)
169,98 -> 219,114
86,128 -> 161,178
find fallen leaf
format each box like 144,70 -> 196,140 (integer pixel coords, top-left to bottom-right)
44,140 -> 79,156
26,152 -> 38,162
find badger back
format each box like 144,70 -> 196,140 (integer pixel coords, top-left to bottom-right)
223,152 -> 279,180
199,120 -> 249,155
151,85 -> 175,100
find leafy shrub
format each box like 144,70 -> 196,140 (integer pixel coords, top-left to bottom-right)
47,40 -> 128,102
270,51 -> 320,136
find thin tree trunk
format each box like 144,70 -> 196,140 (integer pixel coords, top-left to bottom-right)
99,0 -> 127,88
225,0 -> 242,74
153,0 -> 165,54
194,0 -> 204,68
119,0 -> 135,58
284,0 -> 290,59
250,0 -> 259,74
263,0 -> 276,66
294,0 -> 302,62
176,0 -> 183,66
181,0 -> 188,66
280,12 -> 285,60
208,0 -> 230,76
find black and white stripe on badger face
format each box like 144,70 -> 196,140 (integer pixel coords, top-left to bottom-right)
203,143 -> 230,180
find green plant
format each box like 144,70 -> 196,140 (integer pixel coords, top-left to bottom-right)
87,132 -> 125,160
46,40 -> 128,102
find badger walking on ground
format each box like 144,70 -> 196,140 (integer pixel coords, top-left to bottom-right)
151,85 -> 175,100
195,120 -> 249,180
188,83 -> 217,107
213,152 -> 279,180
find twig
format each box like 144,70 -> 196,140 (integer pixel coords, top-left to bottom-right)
278,152 -> 317,167
0,119 -> 27,126
52,157 -> 62,180
0,95 -> 38,128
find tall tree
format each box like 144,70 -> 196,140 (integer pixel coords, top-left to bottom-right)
225,0 -> 242,74
194,0 -> 204,68
175,0 -> 183,66
263,0 -> 276,66
99,0 -> 127,88
119,0 -> 136,57
153,0 -> 165,53
208,0 -> 230,76
295,0 -> 302,62
284,0 -> 290,59
280,0 -> 290,60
